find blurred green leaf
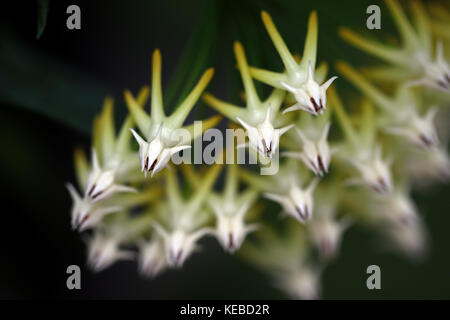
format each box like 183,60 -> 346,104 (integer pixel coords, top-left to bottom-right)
0,30 -> 112,135
36,0 -> 49,39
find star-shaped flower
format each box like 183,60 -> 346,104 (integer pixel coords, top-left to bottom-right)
203,42 -> 293,159
247,11 -> 337,115
340,0 -> 450,92
125,49 -> 221,177
151,164 -> 223,268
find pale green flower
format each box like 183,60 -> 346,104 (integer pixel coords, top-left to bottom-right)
248,11 -> 337,115
125,49 -> 221,177
203,42 -> 293,159
337,61 -> 440,149
340,0 -> 450,91
152,164 -> 222,267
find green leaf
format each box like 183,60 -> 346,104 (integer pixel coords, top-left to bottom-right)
0,30 -> 113,135
36,0 -> 49,39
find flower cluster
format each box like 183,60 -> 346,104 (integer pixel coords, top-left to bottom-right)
67,1 -> 449,299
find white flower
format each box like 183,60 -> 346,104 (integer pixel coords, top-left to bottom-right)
275,264 -> 321,300
346,146 -> 393,194
125,49 -> 217,177
403,144 -> 450,186
371,187 -> 419,226
138,237 -> 167,278
66,183 -> 121,231
383,219 -> 428,260
84,149 -> 136,201
130,125 -> 191,178
237,108 -> 293,159
87,232 -> 134,272
385,107 -> 439,149
281,63 -> 337,116
407,42 -> 450,92
309,215 -> 350,260
264,177 -> 319,224
246,11 -> 337,116
211,200 -> 258,253
154,224 -> 212,268
283,122 -> 332,176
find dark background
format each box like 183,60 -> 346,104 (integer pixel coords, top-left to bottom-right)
0,0 -> 449,299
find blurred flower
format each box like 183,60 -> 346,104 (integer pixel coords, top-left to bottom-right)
329,88 -> 393,194
87,231 -> 134,272
66,183 -> 122,231
264,176 -> 319,224
154,224 -> 212,268
283,121 -> 332,176
336,62 -> 441,150
339,0 -> 450,92
240,223 -> 322,300
138,237 -> 167,278
383,218 -> 428,260
345,145 -> 393,194
84,149 -> 136,202
308,187 -> 350,260
151,164 -> 222,268
274,263 -> 322,300
207,165 -> 258,253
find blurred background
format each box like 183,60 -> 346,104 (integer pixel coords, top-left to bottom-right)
0,0 -> 449,299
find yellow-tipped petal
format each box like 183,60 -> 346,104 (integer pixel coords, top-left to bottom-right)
180,164 -> 201,188
265,88 -> 286,115
327,86 -> 358,148
165,166 -> 183,212
188,162 -> 223,213
361,65 -> 414,82
300,11 -> 318,71
339,27 -> 403,65
117,88 -> 147,155
410,0 -> 430,50
224,164 -> 238,202
261,10 -> 298,75
182,115 -> 223,144
238,167 -> 274,191
124,89 -> 151,137
116,116 -> 134,156
100,96 -> 115,160
151,49 -> 165,122
335,61 -> 391,111
248,65 -> 288,89
92,115 -> 103,161
234,42 -> 260,109
137,85 -> 150,107
359,100 -> 375,148
385,0 -> 418,47
169,68 -> 215,128
74,147 -> 89,190
202,93 -> 247,122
